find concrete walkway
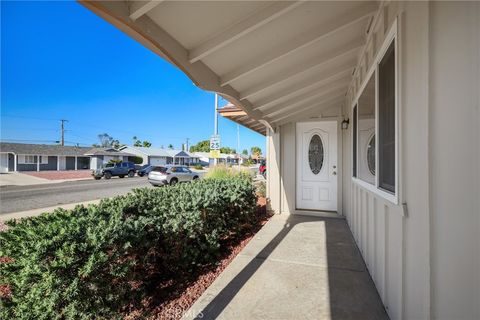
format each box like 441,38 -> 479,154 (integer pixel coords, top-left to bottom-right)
184,214 -> 388,320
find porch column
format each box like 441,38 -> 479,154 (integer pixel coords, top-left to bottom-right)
37,155 -> 40,172
14,154 -> 17,172
75,156 -> 78,170
57,156 -> 60,171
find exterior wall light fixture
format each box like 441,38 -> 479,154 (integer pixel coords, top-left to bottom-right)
341,118 -> 349,130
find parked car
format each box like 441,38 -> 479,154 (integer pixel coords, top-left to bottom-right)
137,165 -> 157,177
259,160 -> 266,178
92,161 -> 136,180
148,165 -> 199,186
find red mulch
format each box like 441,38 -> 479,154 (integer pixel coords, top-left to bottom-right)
125,196 -> 271,320
22,170 -> 92,180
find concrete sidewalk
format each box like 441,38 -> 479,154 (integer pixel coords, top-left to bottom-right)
0,172 -> 91,186
0,199 -> 101,222
184,214 -> 388,320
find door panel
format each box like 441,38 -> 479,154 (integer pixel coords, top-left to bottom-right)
296,121 -> 338,211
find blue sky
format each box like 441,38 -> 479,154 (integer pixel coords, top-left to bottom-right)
1,1 -> 265,154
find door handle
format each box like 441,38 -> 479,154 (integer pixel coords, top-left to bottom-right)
332,171 -> 337,175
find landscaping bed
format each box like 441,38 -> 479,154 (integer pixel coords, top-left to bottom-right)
23,170 -> 92,180
0,174 -> 270,319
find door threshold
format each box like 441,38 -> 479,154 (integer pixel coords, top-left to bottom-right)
294,209 -> 344,219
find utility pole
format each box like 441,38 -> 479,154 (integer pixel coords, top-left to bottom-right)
237,124 -> 241,169
60,119 -> 68,146
185,138 -> 190,151
213,93 -> 219,166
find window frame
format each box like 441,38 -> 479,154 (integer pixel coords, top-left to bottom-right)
19,155 -> 36,164
351,20 -> 399,205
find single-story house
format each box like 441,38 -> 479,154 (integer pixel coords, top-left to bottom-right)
119,146 -> 200,166
80,2 -> 480,319
0,143 -> 133,172
194,152 -> 246,167
83,147 -> 135,169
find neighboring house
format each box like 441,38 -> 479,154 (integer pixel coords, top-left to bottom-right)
194,152 -> 245,167
120,146 -> 199,166
79,2 -> 480,319
0,143 -> 133,172
83,147 -> 135,169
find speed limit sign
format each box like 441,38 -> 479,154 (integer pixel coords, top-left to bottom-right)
210,135 -> 220,150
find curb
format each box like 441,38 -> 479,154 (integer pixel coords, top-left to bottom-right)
0,199 -> 102,222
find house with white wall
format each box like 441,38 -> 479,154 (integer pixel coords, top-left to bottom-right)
120,146 -> 199,166
82,1 -> 479,319
0,143 -> 133,172
194,152 -> 245,167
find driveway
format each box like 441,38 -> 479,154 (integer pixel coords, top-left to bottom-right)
184,214 -> 388,320
0,176 -> 151,214
0,172 -> 51,186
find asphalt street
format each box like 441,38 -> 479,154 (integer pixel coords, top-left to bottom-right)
0,176 -> 153,214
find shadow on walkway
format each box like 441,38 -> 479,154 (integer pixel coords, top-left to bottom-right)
187,214 -> 388,319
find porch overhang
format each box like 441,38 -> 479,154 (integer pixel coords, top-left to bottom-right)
80,0 -> 379,129
218,103 -> 266,136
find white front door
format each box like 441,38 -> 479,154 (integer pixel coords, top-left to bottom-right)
296,121 -> 338,211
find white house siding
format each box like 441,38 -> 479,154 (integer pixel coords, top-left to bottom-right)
267,2 -> 479,320
0,153 -> 8,173
429,2 -> 479,319
149,156 -> 167,166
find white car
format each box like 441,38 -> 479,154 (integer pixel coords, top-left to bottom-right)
148,165 -> 199,186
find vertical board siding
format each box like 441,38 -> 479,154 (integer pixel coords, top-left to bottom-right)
350,183 -> 404,320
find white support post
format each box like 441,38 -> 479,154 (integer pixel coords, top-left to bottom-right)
37,156 -> 40,172
75,156 -> 78,170
57,156 -> 60,171
14,154 -> 17,172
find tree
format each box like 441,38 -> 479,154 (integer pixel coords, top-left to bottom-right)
168,144 -> 174,149
220,147 -> 236,154
189,140 -> 210,152
250,146 -> 262,157
133,136 -> 151,148
112,139 -> 123,149
242,149 -> 248,155
97,133 -> 114,148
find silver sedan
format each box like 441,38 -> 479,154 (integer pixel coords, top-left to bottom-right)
148,165 -> 200,186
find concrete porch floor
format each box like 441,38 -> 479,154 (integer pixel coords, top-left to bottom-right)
184,214 -> 388,320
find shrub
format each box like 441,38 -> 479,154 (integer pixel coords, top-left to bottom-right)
192,164 -> 203,170
256,181 -> 266,198
0,177 -> 257,319
206,165 -> 254,180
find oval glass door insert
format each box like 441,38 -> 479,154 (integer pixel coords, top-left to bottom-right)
308,134 -> 324,175
367,135 -> 375,175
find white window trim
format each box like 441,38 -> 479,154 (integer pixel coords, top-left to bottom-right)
19,155 -> 36,164
351,19 -> 399,205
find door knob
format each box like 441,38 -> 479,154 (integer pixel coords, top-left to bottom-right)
333,165 -> 336,169
332,171 -> 337,175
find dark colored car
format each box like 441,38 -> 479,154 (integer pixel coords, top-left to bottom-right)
259,160 -> 266,178
92,161 -> 136,180
137,165 -> 157,177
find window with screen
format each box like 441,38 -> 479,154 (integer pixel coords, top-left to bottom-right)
378,41 -> 396,193
357,74 -> 376,185
352,105 -> 358,178
351,31 -> 397,202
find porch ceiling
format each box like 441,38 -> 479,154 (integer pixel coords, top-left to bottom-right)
81,0 -> 378,130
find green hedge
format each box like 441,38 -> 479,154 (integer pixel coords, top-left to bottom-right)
0,177 -> 257,319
